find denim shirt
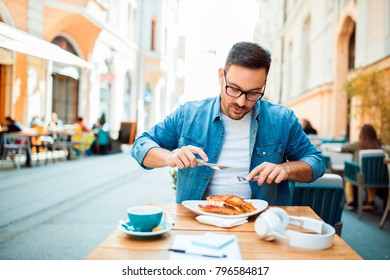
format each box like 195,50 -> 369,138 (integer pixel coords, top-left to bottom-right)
131,97 -> 325,205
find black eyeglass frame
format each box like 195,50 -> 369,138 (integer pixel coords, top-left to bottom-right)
223,69 -> 266,101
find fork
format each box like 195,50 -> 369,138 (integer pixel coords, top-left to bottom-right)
196,159 -> 232,171
227,176 -> 258,184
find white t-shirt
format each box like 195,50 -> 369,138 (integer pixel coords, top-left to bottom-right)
205,112 -> 252,199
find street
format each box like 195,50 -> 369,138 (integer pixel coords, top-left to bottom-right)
0,148 -> 175,259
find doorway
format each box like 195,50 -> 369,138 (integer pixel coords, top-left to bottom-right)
52,73 -> 79,124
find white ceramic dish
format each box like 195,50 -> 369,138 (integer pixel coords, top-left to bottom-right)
119,220 -> 173,237
182,199 -> 268,219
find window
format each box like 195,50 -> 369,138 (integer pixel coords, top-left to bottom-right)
348,28 -> 355,70
123,72 -> 132,120
151,18 -> 156,51
302,16 -> 311,90
51,36 -> 79,124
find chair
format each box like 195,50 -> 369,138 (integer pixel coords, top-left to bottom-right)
290,173 -> 345,236
52,132 -> 75,160
344,149 -> 389,219
322,154 -> 331,172
72,132 -> 95,157
379,152 -> 390,228
320,143 -> 353,174
31,135 -> 54,165
1,134 -> 31,169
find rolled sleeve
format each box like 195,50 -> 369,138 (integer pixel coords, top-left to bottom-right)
131,136 -> 160,169
300,153 -> 326,182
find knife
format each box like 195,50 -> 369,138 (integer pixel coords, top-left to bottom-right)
195,159 -> 235,171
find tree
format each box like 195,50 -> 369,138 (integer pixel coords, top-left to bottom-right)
344,67 -> 390,144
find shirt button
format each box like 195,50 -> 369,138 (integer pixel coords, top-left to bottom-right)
204,177 -> 208,181
213,154 -> 217,158
221,132 -> 225,136
262,152 -> 266,155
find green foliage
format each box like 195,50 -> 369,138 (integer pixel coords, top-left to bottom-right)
169,169 -> 178,191
344,68 -> 390,144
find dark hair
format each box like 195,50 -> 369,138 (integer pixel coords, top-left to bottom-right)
224,42 -> 272,74
301,118 -> 313,129
358,124 -> 381,149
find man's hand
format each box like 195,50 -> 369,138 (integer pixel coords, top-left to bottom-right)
247,162 -> 289,186
142,145 -> 208,169
167,145 -> 208,169
247,161 -> 313,186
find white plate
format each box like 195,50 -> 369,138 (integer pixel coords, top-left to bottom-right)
182,199 -> 268,219
119,220 -> 173,237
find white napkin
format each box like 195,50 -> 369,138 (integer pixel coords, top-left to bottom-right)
196,215 -> 248,228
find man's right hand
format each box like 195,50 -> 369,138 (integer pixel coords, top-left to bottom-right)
167,145 -> 208,169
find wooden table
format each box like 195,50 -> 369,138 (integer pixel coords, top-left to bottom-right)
86,204 -> 362,260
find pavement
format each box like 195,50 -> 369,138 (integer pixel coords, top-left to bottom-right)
0,147 -> 389,260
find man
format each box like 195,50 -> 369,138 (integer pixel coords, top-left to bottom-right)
74,116 -> 89,132
132,42 -> 325,205
4,116 -> 24,132
48,112 -> 63,130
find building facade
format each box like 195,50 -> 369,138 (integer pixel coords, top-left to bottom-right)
255,0 -> 390,142
0,0 -> 183,137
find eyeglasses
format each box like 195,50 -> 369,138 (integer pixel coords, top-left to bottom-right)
223,70 -> 266,101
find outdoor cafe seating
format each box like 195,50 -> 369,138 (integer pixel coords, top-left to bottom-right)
380,153 -> 390,228
0,124 -> 98,169
289,173 -> 345,236
344,149 -> 389,220
1,134 -> 31,169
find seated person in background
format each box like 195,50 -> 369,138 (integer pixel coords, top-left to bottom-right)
48,112 -> 63,131
341,124 -> 381,211
300,118 -> 317,135
4,116 -> 24,132
74,117 -> 89,132
92,118 -> 101,133
30,115 -> 43,128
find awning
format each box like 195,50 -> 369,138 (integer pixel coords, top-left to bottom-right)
0,22 -> 93,69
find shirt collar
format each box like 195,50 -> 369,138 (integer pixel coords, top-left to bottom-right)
254,99 -> 261,120
212,96 -> 222,121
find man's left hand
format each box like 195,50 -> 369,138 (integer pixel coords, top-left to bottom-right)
247,162 -> 289,186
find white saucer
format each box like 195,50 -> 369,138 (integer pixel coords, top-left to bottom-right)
119,220 -> 173,238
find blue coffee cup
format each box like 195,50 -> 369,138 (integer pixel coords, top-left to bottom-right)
127,206 -> 163,232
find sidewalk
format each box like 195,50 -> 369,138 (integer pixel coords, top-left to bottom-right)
0,150 -> 389,259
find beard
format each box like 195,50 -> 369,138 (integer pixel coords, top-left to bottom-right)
226,102 -> 250,120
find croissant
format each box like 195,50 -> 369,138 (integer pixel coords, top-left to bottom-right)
198,195 -> 257,215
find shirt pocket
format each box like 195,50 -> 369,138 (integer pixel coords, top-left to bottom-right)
178,136 -> 207,178
255,142 -> 283,163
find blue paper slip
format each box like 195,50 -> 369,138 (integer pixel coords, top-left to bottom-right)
191,232 -> 236,250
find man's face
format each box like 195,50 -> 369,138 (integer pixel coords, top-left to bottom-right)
219,65 -> 267,120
